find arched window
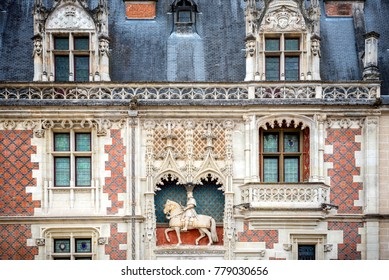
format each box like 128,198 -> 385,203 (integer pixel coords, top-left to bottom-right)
170,0 -> 199,32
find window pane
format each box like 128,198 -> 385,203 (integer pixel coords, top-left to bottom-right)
54,239 -> 70,253
55,55 -> 69,82
285,56 -> 299,81
54,37 -> 69,50
263,133 -> 279,152
76,133 -> 91,151
265,39 -> 280,51
284,133 -> 299,152
55,157 -> 70,186
54,133 -> 70,151
285,38 -> 299,51
178,11 -> 191,22
284,157 -> 299,182
266,57 -> 280,81
298,245 -> 316,260
74,56 -> 89,82
75,238 -> 92,253
76,157 -> 91,186
263,157 -> 278,182
74,37 -> 89,50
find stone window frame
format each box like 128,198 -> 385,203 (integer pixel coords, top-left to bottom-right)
290,233 -> 327,260
51,129 -> 94,188
42,227 -> 100,260
51,33 -> 91,82
261,33 -> 304,81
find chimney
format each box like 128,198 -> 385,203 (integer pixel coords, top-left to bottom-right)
363,31 -> 380,80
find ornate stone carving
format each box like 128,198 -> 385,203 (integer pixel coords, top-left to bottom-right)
311,35 -> 321,57
324,244 -> 333,252
261,6 -> 306,32
35,238 -> 45,246
99,37 -> 110,57
46,3 -> 95,30
98,237 -> 107,245
283,244 -> 292,251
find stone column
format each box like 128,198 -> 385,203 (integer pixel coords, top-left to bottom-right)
364,116 -> 379,260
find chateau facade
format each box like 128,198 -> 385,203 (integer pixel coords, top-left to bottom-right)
1,0 -> 389,260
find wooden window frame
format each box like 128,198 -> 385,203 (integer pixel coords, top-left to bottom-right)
259,128 -> 303,183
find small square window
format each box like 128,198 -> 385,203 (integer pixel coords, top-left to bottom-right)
75,133 -> 91,151
298,245 -> 316,260
54,37 -> 69,50
75,238 -> 92,253
177,10 -> 191,23
74,37 -> 89,51
285,38 -> 299,51
265,39 -> 280,51
54,239 -> 71,253
54,133 -> 70,151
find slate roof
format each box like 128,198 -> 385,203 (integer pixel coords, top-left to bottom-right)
0,0 -> 387,94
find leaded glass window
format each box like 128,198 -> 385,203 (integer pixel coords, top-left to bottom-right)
260,128 -> 303,182
263,157 -> 279,182
265,57 -> 280,81
52,237 -> 93,260
75,238 -> 92,253
285,56 -> 299,81
75,133 -> 91,151
55,157 -> 70,186
74,37 -> 89,50
54,239 -> 71,253
76,157 -> 91,186
53,132 -> 92,187
55,55 -> 69,82
54,133 -> 70,151
74,55 -> 89,82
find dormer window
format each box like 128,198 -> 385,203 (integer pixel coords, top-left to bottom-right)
53,34 -> 90,82
265,36 -> 301,81
176,0 -> 193,23
32,0 -> 111,82
170,0 -> 198,32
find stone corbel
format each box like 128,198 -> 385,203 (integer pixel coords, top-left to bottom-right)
35,238 -> 45,246
259,249 -> 266,257
98,237 -> 107,245
324,244 -> 333,252
283,244 -> 292,251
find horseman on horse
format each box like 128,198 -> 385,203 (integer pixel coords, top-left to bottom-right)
182,191 -> 197,231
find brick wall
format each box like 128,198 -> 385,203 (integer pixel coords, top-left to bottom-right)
125,2 -> 156,19
324,128 -> 363,214
237,222 -> 278,249
0,224 -> 37,260
328,222 -> 362,260
325,1 -> 353,17
104,129 -> 126,215
105,223 -> 127,260
0,130 -> 39,216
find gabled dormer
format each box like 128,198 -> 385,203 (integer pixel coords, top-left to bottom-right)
32,0 -> 110,82
245,0 -> 321,81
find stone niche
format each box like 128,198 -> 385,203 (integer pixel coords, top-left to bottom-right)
124,0 -> 157,20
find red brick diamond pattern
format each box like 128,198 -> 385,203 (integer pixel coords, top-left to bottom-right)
105,130 -> 126,214
328,221 -> 362,260
237,222 -> 278,249
105,223 -> 127,260
0,130 -> 39,216
324,128 -> 363,214
0,224 -> 38,260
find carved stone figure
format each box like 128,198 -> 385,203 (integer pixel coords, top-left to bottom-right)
181,191 -> 197,231
163,197 -> 218,246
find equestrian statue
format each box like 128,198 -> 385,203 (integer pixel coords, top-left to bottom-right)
163,190 -> 219,246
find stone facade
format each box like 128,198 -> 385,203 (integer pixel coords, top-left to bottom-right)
0,0 -> 388,260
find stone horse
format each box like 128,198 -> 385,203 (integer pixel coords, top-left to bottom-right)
163,199 -> 219,246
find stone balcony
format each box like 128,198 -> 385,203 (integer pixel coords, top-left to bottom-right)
0,81 -> 380,102
240,182 -> 331,210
